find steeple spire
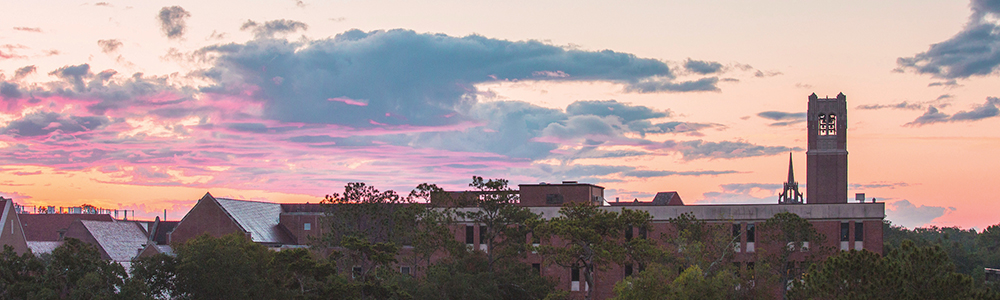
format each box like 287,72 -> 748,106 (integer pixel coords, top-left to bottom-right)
779,152 -> 804,204
787,152 -> 795,184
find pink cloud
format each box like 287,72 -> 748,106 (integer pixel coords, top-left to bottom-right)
327,97 -> 368,106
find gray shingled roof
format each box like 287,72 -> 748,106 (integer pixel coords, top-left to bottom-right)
215,198 -> 288,244
80,220 -> 148,262
26,241 -> 63,254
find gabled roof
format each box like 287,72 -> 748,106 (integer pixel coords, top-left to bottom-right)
150,221 -> 178,245
215,198 -> 289,244
652,192 -> 684,206
79,220 -> 148,262
19,214 -> 114,241
26,241 -> 62,254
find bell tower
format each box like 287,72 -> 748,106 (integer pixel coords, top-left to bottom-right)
806,92 -> 848,204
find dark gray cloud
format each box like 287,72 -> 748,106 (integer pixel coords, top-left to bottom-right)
757,111 -> 806,126
158,6 -> 191,39
1,82 -> 21,99
12,27 -> 42,33
661,139 -> 802,160
1,111 -> 110,137
94,2 -> 112,6
566,100 -> 669,122
905,106 -> 951,126
850,182 -> 910,189
897,0 -> 1000,79
198,29 -> 709,128
98,39 -> 123,53
857,95 -> 953,111
626,120 -> 724,136
905,97 -> 999,126
684,59 -> 724,74
857,101 -> 926,110
720,183 -> 782,193
14,64 -> 196,116
951,97 -> 1000,120
48,64 -> 91,92
621,169 -> 738,178
886,199 -> 952,228
240,19 -> 308,39
928,79 -> 960,87
624,77 -> 719,93
754,70 -> 782,77
14,65 -> 36,80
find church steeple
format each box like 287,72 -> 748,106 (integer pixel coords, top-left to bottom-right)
779,152 -> 804,204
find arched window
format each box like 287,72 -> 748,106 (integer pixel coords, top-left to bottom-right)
819,113 -> 836,135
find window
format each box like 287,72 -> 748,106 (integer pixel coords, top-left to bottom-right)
479,225 -> 488,244
625,226 -> 633,241
855,222 -> 864,242
571,268 -> 581,291
532,263 -> 541,274
466,225 -> 474,245
625,264 -> 633,277
732,223 -> 741,238
303,223 -> 311,231
639,226 -> 648,239
545,193 -> 564,205
352,266 -> 362,279
746,223 -> 755,243
840,222 -> 850,242
400,266 -> 411,275
819,113 -> 837,135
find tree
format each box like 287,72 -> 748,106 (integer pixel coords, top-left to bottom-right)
44,238 -> 129,299
321,182 -> 416,299
0,245 -> 45,299
403,183 -> 463,277
790,241 -> 1000,300
611,264 -> 738,300
757,212 -> 829,300
413,251 -> 559,300
456,176 -> 540,272
663,212 -> 739,277
129,253 -> 177,299
172,233 -> 284,300
535,202 -> 653,300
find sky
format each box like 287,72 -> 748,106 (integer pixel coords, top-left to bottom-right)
1,0 -> 998,229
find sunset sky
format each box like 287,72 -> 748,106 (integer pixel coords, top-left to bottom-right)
1,0 -> 997,229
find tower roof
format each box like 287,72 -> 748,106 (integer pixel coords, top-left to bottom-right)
787,152 -> 795,184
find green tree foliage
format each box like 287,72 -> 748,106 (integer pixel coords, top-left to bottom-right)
457,176 -> 540,271
884,221 -> 1000,290
403,183 -> 463,276
46,238 -> 129,299
611,264 -> 738,300
0,245 -> 45,299
0,239 -> 133,300
535,202 -> 653,300
414,251 -> 559,300
172,233 -> 283,300
791,241 -> 1000,300
663,212 -> 738,276
128,253 -> 176,299
321,182 -> 414,298
758,212 -> 829,299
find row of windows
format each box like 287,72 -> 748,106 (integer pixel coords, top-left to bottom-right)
839,222 -> 865,242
